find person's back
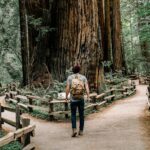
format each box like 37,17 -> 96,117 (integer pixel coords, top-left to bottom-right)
68,73 -> 87,101
66,65 -> 90,137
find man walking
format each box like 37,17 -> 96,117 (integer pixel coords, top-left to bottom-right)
66,65 -> 90,137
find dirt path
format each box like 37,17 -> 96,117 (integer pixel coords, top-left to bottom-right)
1,84 -> 150,150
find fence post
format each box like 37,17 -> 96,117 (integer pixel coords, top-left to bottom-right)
49,97 -> 54,121
111,89 -> 114,100
21,117 -> 30,147
64,102 -> 69,119
0,103 -> 1,129
16,104 -> 21,130
148,85 -> 150,94
28,97 -> 33,112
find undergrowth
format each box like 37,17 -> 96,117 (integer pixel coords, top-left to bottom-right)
0,130 -> 22,150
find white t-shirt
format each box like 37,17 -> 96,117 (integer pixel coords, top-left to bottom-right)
67,73 -> 87,101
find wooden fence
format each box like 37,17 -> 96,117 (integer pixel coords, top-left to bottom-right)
147,85 -> 150,109
0,103 -> 36,149
4,82 -> 136,120
139,76 -> 150,85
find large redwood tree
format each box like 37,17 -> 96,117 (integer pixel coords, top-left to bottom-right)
19,0 -> 123,91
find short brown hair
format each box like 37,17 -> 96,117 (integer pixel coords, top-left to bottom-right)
72,65 -> 81,73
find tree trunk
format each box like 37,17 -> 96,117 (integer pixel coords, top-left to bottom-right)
104,0 -> 112,61
19,0 -> 30,86
111,0 -> 122,71
97,0 -> 105,54
137,1 -> 150,63
49,0 -> 103,90
19,0 -> 122,90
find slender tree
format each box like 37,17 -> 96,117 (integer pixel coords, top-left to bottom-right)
19,0 -> 30,85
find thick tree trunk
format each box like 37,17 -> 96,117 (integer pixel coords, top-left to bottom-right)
97,0 -> 105,54
111,0 -> 122,70
104,0 -> 112,61
19,0 -> 122,90
49,0 -> 103,90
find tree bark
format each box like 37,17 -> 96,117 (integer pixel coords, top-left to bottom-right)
49,0 -> 103,90
19,0 -> 122,90
97,0 -> 105,54
19,0 -> 30,86
104,0 -> 112,61
111,0 -> 122,70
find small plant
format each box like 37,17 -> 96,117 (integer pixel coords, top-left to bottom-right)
30,109 -> 49,120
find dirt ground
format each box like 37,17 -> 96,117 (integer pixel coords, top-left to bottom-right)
1,84 -> 150,150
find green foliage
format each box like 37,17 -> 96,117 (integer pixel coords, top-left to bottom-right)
0,0 -> 22,84
0,130 -> 22,150
1,141 -> 22,150
30,110 -> 49,120
28,16 -> 43,27
121,0 -> 150,74
102,61 -> 112,68
28,15 -> 56,42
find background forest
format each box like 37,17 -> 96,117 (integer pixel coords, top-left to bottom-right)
0,0 -> 149,91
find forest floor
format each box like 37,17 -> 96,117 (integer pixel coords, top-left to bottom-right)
0,83 -> 150,150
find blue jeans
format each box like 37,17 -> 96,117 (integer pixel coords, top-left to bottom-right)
70,100 -> 84,131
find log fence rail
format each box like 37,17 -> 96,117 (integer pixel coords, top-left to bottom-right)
0,103 -> 35,149
4,81 -> 137,120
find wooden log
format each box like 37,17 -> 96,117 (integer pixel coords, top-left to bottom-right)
14,128 -> 24,140
148,86 -> 150,93
18,103 -> 29,111
2,106 -> 15,113
84,104 -> 97,110
28,97 -> 33,112
1,117 -> 16,127
0,132 -> 14,147
27,105 -> 48,112
96,93 -> 106,100
147,98 -> 150,109
22,125 -> 35,136
16,104 -> 21,130
10,91 -> 17,95
22,143 -> 35,150
96,101 -> 107,109
105,89 -> 115,95
21,117 -> 30,147
89,93 -> 97,98
14,124 -> 35,140
85,101 -> 107,110
15,95 -> 28,101
0,103 -> 1,129
48,97 -> 54,120
104,95 -> 115,102
5,93 -> 10,100
115,89 -> 125,92
27,95 -> 48,104
8,98 -> 18,104
110,89 -> 115,98
50,100 -> 69,104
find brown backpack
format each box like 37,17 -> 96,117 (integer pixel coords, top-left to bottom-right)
70,75 -> 85,99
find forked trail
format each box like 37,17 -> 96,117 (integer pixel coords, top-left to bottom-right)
1,84 -> 150,150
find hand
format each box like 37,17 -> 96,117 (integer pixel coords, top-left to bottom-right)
65,98 -> 69,103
